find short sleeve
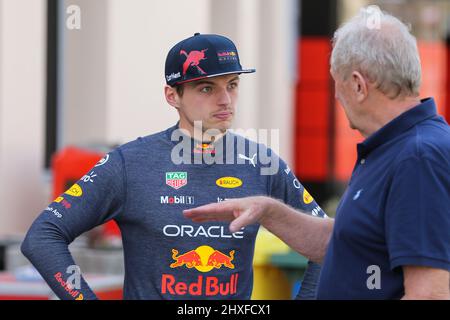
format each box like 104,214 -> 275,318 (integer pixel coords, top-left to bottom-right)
385,156 -> 450,271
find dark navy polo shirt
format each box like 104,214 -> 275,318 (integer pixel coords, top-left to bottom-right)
317,98 -> 450,299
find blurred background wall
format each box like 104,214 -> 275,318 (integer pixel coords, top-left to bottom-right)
0,0 -> 47,235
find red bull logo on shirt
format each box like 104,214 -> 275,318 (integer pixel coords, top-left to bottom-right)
161,273 -> 239,297
54,272 -> 84,300
170,246 -> 235,272
194,143 -> 216,155
163,246 -> 239,296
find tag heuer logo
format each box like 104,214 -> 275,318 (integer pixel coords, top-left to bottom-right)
166,172 -> 187,190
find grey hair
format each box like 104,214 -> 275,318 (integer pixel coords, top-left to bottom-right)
331,6 -> 422,99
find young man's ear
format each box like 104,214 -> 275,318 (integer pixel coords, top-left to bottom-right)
351,71 -> 369,103
165,86 -> 179,109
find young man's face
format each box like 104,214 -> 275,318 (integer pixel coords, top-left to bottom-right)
166,74 -> 240,134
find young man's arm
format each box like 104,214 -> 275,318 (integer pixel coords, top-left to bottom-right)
21,216 -> 98,300
184,196 -> 334,264
21,150 -> 125,300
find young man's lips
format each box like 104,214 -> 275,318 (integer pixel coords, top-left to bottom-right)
213,112 -> 233,120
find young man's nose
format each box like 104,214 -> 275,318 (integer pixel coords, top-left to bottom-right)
216,88 -> 232,106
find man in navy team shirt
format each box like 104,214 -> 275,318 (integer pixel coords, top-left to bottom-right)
21,33 -> 325,299
185,8 -> 450,299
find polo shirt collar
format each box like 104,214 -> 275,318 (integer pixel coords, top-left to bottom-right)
357,98 -> 438,158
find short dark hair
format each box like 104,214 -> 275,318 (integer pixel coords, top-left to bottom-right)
174,84 -> 185,97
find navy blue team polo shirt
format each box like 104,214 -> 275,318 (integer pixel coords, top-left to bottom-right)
317,98 -> 450,299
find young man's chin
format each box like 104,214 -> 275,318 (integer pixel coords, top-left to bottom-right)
217,120 -> 234,131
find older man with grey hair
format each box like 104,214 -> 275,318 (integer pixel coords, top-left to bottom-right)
184,7 -> 450,300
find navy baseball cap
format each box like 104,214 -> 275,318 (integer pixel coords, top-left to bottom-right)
165,33 -> 255,87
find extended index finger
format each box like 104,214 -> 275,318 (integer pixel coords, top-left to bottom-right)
183,200 -> 241,222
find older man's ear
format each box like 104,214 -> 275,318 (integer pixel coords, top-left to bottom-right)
351,71 -> 369,103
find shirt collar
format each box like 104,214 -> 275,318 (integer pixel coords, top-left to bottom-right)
165,122 -> 230,163
357,98 -> 438,158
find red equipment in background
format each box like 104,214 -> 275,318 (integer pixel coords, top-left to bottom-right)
51,147 -> 121,237
295,1 -> 449,204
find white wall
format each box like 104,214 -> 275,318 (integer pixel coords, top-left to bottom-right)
0,0 -> 47,236
63,0 -> 109,147
256,0 -> 297,162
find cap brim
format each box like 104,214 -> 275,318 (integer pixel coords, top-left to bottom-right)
174,69 -> 256,86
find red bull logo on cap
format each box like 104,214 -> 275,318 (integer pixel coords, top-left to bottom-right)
180,49 -> 208,76
170,245 -> 235,272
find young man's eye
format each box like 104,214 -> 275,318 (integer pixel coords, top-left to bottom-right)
228,82 -> 239,90
200,87 -> 212,93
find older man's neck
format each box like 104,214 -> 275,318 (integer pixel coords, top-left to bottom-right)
360,95 -> 422,138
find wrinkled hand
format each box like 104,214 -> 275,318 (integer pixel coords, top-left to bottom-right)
183,196 -> 275,233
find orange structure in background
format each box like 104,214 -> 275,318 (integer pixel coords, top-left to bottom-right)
51,147 -> 121,237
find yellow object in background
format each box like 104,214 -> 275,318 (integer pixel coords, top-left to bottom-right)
251,228 -> 291,300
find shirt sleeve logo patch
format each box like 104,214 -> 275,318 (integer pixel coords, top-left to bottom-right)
303,189 -> 314,204
65,183 -> 83,197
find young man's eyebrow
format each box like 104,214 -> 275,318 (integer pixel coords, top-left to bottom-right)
192,76 -> 240,87
192,80 -> 215,87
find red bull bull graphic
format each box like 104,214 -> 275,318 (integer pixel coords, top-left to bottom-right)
180,49 -> 208,75
207,250 -> 235,269
170,245 -> 234,272
170,249 -> 202,268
